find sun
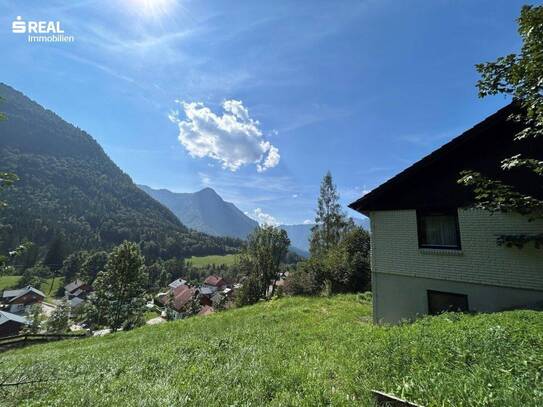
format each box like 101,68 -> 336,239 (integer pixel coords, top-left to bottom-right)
127,0 -> 176,19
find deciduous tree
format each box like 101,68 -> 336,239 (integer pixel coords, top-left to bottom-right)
459,5 -> 543,249
92,241 -> 147,331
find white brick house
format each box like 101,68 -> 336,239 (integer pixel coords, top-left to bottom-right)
350,103 -> 543,323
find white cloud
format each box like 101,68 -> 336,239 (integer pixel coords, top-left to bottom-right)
247,208 -> 279,226
292,194 -> 299,198
303,219 -> 313,225
169,100 -> 280,172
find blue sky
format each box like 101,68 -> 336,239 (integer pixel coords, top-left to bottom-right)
0,0 -> 531,225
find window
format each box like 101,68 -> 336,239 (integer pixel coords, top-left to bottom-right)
427,290 -> 469,315
417,208 -> 461,249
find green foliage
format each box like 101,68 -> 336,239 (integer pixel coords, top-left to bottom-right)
43,235 -> 65,273
236,225 -> 290,305
287,226 -> 371,295
310,171 -> 353,257
235,270 -> 264,307
81,251 -> 108,282
23,304 -> 44,334
459,5 -> 543,249
60,251 -> 88,283
46,300 -> 70,334
2,296 -> 543,406
18,264 -> 50,288
91,241 -> 147,332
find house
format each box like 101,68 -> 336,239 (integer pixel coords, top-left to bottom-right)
64,279 -> 92,299
0,311 -> 30,337
1,286 -> 46,314
68,296 -> 85,309
349,103 -> 543,324
168,278 -> 187,289
202,275 -> 226,293
171,286 -> 198,313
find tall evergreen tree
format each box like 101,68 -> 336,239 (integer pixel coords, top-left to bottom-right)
92,241 -> 147,331
310,171 -> 352,256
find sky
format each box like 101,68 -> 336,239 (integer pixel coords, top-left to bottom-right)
0,0 -> 533,225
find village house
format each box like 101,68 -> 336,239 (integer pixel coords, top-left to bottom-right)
202,275 -> 226,293
168,278 -> 187,289
350,103 -> 543,324
0,310 -> 30,337
1,286 -> 46,314
64,279 -> 93,299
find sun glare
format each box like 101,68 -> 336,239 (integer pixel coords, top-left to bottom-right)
127,0 -> 175,19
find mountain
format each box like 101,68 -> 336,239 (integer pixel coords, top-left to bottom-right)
0,83 -> 241,260
138,185 -> 258,240
280,218 -> 370,254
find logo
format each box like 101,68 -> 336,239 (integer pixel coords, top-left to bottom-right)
11,16 -> 75,43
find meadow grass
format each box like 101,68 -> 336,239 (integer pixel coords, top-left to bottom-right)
2,295 -> 542,406
0,275 -> 21,291
38,276 -> 64,302
187,253 -> 241,268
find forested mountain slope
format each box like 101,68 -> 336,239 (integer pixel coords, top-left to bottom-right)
0,83 -> 240,260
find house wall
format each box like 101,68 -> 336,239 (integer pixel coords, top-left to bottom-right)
0,321 -> 23,337
370,208 -> 543,323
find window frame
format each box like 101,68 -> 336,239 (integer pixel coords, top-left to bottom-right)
427,289 -> 469,315
416,208 -> 462,250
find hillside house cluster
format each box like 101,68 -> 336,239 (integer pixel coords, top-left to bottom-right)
0,285 -> 44,337
350,103 -> 543,324
157,275 -> 233,318
64,279 -> 93,309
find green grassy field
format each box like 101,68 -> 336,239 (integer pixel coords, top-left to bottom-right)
2,295 -> 543,406
39,276 -> 64,302
0,275 -> 21,291
187,253 -> 240,267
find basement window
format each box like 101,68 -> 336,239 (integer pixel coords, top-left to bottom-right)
417,208 -> 461,250
427,290 -> 469,315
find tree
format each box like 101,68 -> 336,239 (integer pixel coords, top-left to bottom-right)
61,251 -> 89,283
92,241 -> 147,331
310,171 -> 352,256
459,5 -> 543,249
81,251 -> 108,283
244,225 -> 290,299
23,304 -> 44,334
235,272 -> 264,307
46,300 -> 70,334
44,235 -> 66,273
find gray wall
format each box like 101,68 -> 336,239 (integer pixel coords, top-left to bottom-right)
373,273 -> 543,324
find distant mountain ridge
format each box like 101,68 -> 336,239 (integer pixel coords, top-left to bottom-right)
0,83 -> 240,259
138,185 -> 369,255
138,185 -> 259,240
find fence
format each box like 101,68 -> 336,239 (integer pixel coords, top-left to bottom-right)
0,333 -> 87,351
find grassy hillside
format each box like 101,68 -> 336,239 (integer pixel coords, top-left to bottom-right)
0,275 -> 21,291
187,253 -> 241,267
2,295 -> 543,406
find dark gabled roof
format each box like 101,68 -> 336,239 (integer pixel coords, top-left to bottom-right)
65,279 -> 86,294
349,102 -> 543,215
2,286 -> 45,302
